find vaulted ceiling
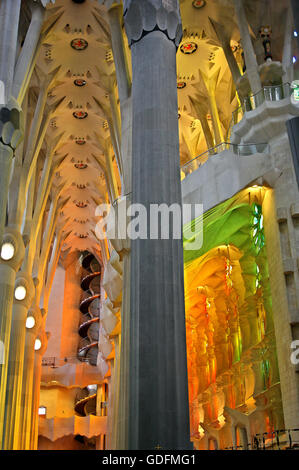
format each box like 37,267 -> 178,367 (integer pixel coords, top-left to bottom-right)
32,0 -> 293,257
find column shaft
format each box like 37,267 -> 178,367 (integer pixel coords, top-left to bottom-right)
19,330 -> 36,449
233,0 -> 262,96
0,143 -> 13,244
128,29 -> 191,449
2,302 -> 30,449
0,0 -> 21,101
0,265 -> 16,446
13,4 -> 45,103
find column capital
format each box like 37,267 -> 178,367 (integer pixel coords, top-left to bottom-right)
0,99 -> 23,150
123,0 -> 182,48
38,0 -> 55,7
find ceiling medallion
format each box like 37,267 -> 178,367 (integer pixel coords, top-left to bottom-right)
180,42 -> 198,54
73,111 -> 88,119
76,233 -> 88,239
177,81 -> 187,89
70,38 -> 88,51
74,162 -> 88,169
192,0 -> 206,8
74,78 -> 87,87
76,201 -> 88,208
76,138 -> 86,145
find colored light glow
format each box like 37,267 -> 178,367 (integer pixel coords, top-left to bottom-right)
14,285 -> 26,301
294,31 -> 298,38
26,316 -> 35,329
293,56 -> 297,64
1,242 -> 14,260
34,338 -> 42,351
183,189 -> 275,436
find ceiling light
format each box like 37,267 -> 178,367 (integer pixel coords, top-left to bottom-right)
1,242 -> 14,261
26,316 -> 35,329
35,338 -> 42,351
14,285 -> 26,301
38,406 -> 46,416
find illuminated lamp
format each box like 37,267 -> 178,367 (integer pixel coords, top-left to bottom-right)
26,316 -> 35,329
35,338 -> 42,351
38,406 -> 46,416
1,242 -> 15,260
14,285 -> 27,301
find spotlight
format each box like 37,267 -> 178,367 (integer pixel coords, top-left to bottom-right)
294,31 -> 298,38
14,285 -> 26,301
1,242 -> 15,261
34,338 -> 42,351
26,316 -> 35,329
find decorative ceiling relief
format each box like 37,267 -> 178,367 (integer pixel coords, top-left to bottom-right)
73,110 -> 88,119
192,0 -> 206,8
177,81 -> 187,89
75,201 -> 88,208
75,138 -> 86,145
180,42 -> 198,54
74,162 -> 88,169
70,38 -> 88,50
74,79 -> 87,87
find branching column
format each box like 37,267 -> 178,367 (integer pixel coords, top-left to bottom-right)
106,2 -> 132,450
233,0 -> 262,96
124,0 -> 191,450
0,0 -> 21,101
12,1 -> 46,104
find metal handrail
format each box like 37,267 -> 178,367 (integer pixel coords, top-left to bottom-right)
181,141 -> 269,177
253,428 -> 299,450
231,82 -> 292,127
41,356 -> 89,367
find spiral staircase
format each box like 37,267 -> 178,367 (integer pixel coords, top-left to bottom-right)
77,252 -> 101,366
75,386 -> 97,417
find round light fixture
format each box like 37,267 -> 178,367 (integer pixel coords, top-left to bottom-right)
14,285 -> 27,301
26,316 -> 35,329
35,338 -> 42,351
1,242 -> 15,261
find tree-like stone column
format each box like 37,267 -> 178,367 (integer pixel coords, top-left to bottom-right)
0,0 -> 21,101
233,0 -> 262,97
123,0 -> 191,450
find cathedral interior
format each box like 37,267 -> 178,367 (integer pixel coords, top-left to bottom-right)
0,0 -> 299,451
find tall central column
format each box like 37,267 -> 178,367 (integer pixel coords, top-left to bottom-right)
124,0 -> 191,450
